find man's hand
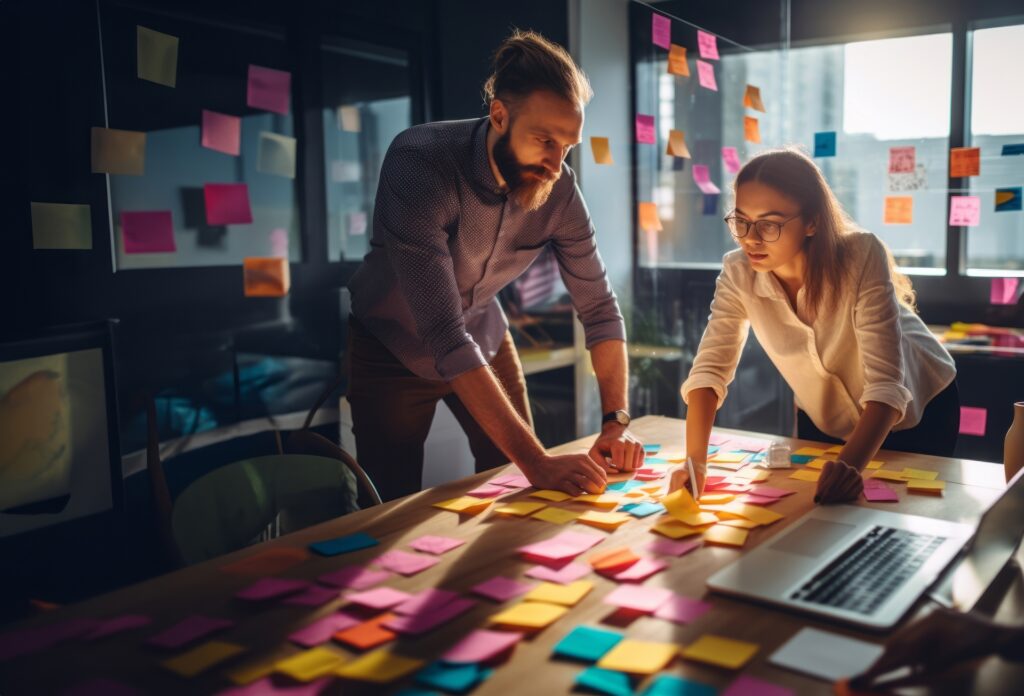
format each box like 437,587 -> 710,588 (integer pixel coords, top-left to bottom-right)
668,460 -> 706,497
588,423 -> 645,473
521,453 -> 608,496
814,460 -> 864,504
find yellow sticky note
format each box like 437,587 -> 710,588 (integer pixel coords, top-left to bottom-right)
666,129 -> 691,158
532,507 -> 580,525
137,25 -> 178,87
434,496 -> 492,514
638,202 -> 663,232
793,447 -> 826,457
275,646 -> 347,682
709,452 -> 749,463
490,601 -> 569,629
733,469 -> 770,482
717,518 -> 759,529
900,468 -> 939,481
334,649 -> 424,683
91,127 -> 146,176
712,502 -> 783,526
591,136 -> 613,165
703,525 -> 749,547
743,84 -> 766,112
806,458 -> 830,470
577,510 -> 632,530
338,105 -> 361,132
676,510 -> 719,527
907,479 -> 945,494
681,634 -> 759,669
869,470 -> 909,483
651,518 -> 703,539
884,196 -> 913,225
668,44 -> 690,76
162,641 -> 244,678
524,580 -> 593,607
597,639 -> 677,674
789,469 -> 821,482
531,489 -> 572,502
825,445 -> 844,453
495,501 -> 547,517
866,460 -> 884,470
663,487 -> 700,517
573,494 -> 622,509
698,493 -> 735,505
30,202 -> 92,250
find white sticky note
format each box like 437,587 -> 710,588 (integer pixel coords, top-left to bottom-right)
769,627 -> 884,682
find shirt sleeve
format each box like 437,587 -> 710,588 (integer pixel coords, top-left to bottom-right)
550,176 -> 627,348
374,145 -> 487,381
680,262 -> 750,408
853,235 -> 914,418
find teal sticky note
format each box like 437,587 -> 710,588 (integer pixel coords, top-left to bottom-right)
641,674 -> 717,696
607,480 -> 646,493
643,444 -> 661,452
790,454 -> 815,464
309,532 -> 377,556
620,502 -> 665,518
814,131 -> 836,157
553,625 -> 624,662
707,446 -> 720,456
1002,143 -> 1024,156
415,661 -> 485,693
750,451 -> 767,463
645,457 -> 669,465
576,667 -> 633,696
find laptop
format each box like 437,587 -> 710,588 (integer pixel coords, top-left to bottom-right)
707,467 -> 1024,630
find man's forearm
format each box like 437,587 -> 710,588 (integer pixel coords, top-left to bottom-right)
590,339 -> 628,414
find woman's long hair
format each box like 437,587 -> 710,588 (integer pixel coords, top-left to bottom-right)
733,147 -> 916,314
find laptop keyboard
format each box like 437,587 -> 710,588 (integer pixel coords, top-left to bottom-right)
789,525 -> 945,615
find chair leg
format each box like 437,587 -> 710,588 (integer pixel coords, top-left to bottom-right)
285,430 -> 383,506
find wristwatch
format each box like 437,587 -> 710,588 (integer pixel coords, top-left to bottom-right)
601,409 -> 631,427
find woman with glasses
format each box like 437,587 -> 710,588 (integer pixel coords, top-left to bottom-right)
671,148 -> 957,504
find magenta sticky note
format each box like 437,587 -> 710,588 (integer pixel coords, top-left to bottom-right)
490,473 -> 532,488
86,614 -> 151,641
697,30 -> 720,60
247,64 -> 291,115
949,195 -> 981,226
345,586 -> 412,610
644,538 -> 702,558
696,59 -> 718,91
287,611 -> 362,647
63,678 -> 141,696
614,557 -> 667,582
236,577 -> 310,601
863,481 -> 899,502
201,109 -> 241,156
373,550 -> 441,576
653,593 -> 712,624
722,675 -> 795,696
471,576 -> 536,601
442,629 -> 524,664
740,494 -> 782,506
604,584 -> 673,613
635,114 -> 656,144
394,588 -> 460,616
382,597 -> 475,635
651,13 -> 671,49
722,147 -> 741,174
318,566 -> 392,590
284,585 -> 339,607
466,484 -> 509,498
0,618 -> 98,660
121,210 -> 175,254
748,485 -> 795,499
525,562 -> 591,585
960,406 -> 987,436
204,183 -> 253,225
991,278 -> 1020,305
145,615 -> 233,650
692,164 -> 721,194
410,535 -> 466,555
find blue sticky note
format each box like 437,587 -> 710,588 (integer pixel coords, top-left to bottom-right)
645,457 -> 669,465
553,625 -> 624,662
643,444 -> 661,453
309,532 -> 378,556
996,187 -> 1022,212
750,451 -> 767,463
706,446 -> 720,456
607,480 -> 646,493
1002,143 -> 1024,156
814,131 -> 836,157
620,502 -> 666,518
415,661 -> 486,693
790,454 -> 816,464
702,193 -> 719,215
576,667 -> 633,696
641,674 -> 717,696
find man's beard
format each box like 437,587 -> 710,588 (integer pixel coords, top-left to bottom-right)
493,130 -> 559,211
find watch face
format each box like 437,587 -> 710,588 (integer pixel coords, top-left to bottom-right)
615,411 -> 630,425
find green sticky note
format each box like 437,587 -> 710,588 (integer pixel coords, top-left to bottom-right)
30,202 -> 92,250
553,625 -> 624,663
576,667 -> 633,696
641,674 -> 717,696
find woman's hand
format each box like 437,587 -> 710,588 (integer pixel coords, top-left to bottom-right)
814,459 -> 863,504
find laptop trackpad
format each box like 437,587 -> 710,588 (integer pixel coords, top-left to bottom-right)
771,519 -> 858,558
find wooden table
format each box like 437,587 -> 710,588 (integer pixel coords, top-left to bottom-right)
2,416 -> 1021,695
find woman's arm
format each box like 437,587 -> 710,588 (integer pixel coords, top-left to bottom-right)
670,387 -> 717,495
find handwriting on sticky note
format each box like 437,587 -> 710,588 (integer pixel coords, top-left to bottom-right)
950,147 -> 980,177
651,13 -> 671,49
668,44 -> 689,76
696,60 -> 717,90
884,196 -> 913,225
697,30 -> 719,60
949,195 -> 981,227
635,114 -> 656,144
889,146 -> 915,173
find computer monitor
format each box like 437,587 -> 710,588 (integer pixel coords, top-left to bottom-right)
0,321 -> 122,539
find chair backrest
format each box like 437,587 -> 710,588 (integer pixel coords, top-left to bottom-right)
170,454 -> 358,565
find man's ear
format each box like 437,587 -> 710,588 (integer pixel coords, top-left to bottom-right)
489,98 -> 511,134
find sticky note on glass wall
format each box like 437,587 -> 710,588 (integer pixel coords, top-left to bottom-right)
697,30 -> 719,60
813,131 -> 836,157
121,211 -> 176,254
950,147 -> 980,177
247,64 -> 291,115
743,117 -> 761,144
91,127 -> 146,175
991,278 -> 1020,306
635,114 -> 655,144
136,26 -> 178,88
638,202 -> 662,232
743,85 -> 765,112
30,202 -> 92,250
889,146 -> 915,173
692,164 -> 720,195
995,187 -> 1022,212
257,132 -> 297,179
696,60 -> 717,91
204,183 -> 253,225
666,130 -> 690,158
722,147 -> 741,174
591,136 -> 613,164
201,110 -> 240,156
960,406 -> 987,436
883,196 -> 913,225
1002,144 -> 1024,156
244,257 -> 290,297
651,13 -> 671,49
348,211 -> 368,236
337,106 -> 361,132
668,44 -> 689,76
949,195 -> 981,227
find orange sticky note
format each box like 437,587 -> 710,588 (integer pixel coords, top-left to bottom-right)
589,547 -> 640,573
668,44 -> 690,76
743,116 -> 761,144
638,202 -> 662,232
577,510 -> 631,530
334,614 -> 397,650
743,85 -> 765,112
666,129 -> 691,158
950,147 -> 980,177
883,196 -> 913,225
243,257 -> 290,297
591,136 -> 613,165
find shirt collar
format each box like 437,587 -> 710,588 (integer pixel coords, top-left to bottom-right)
753,266 -> 785,300
469,117 -> 506,200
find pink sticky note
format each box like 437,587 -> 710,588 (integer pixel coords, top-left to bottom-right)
86,615 -> 151,641
991,278 -> 1020,305
287,611 -> 362,647
709,434 -> 731,446
489,473 -> 532,488
604,584 -> 673,613
651,14 -> 671,49
645,538 -> 702,558
472,576 -> 536,601
204,183 -> 253,225
442,629 -> 524,664
270,228 -> 289,258
722,675 -> 795,696
653,593 -> 712,624
145,615 -> 233,650
247,64 -> 291,115
740,494 -> 781,506
201,109 -> 240,156
697,30 -> 720,60
410,535 -> 466,555
348,210 -> 367,236
692,164 -> 721,195
284,585 -> 340,607
217,677 -> 332,696
525,562 -> 591,585
696,59 -> 718,91
0,619 -> 98,660
235,577 -> 310,601
613,557 -> 667,582
949,195 -> 981,226
519,531 -> 604,564
383,597 -> 476,635
121,210 -> 175,254
722,147 -> 741,174
635,114 -> 656,144
394,588 -> 460,616
467,484 -> 509,498
960,406 -> 987,436
318,566 -> 391,590
373,550 -> 441,576
345,586 -> 412,610
747,485 -> 795,499
863,481 -> 899,502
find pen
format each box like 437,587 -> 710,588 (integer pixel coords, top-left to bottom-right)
686,457 -> 699,500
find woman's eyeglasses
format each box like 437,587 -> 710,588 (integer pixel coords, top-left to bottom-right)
723,212 -> 801,243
